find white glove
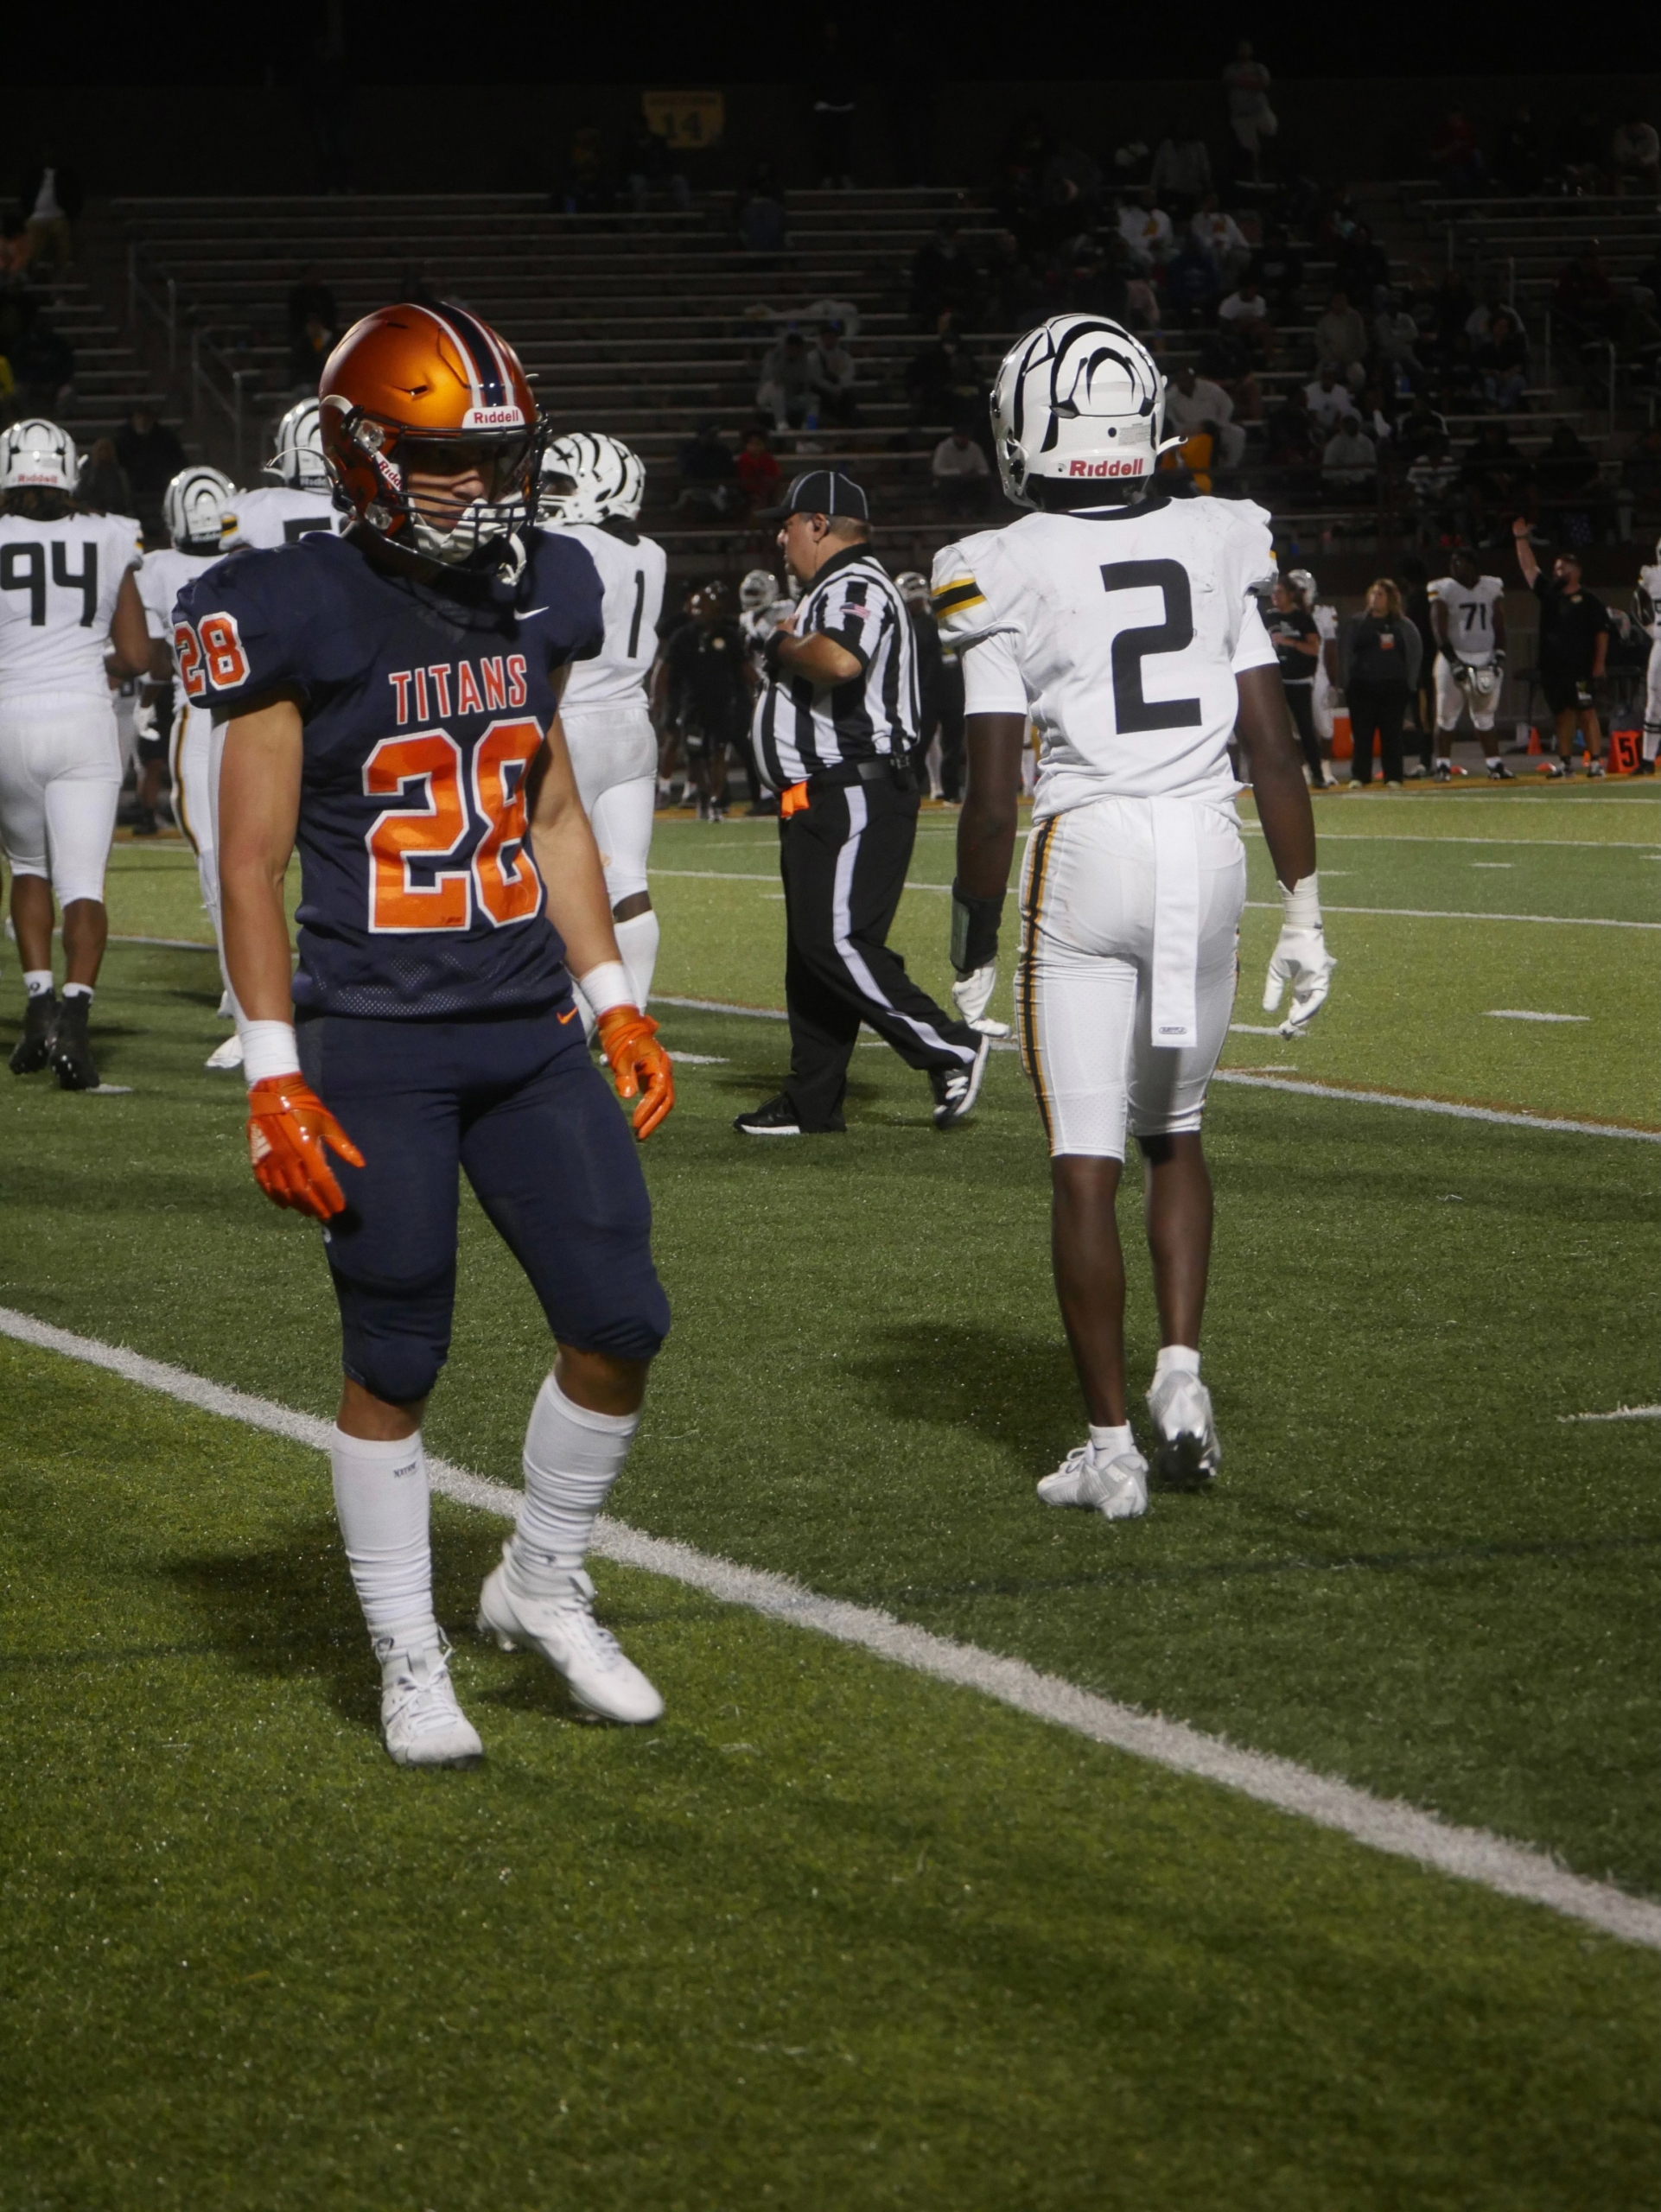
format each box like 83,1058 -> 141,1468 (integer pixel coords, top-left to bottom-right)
1262,874 -> 1335,1037
951,963 -> 1010,1038
131,692 -> 157,743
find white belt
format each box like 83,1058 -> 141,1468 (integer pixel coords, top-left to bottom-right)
1149,797 -> 1200,1050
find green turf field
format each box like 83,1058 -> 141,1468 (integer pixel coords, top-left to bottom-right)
6,785 -> 1659,2208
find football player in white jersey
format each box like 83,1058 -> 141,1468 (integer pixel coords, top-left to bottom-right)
137,463 -> 244,1067
738,568 -> 795,673
939,317 -> 1333,1521
538,433 -> 665,1017
219,399 -> 341,551
0,420 -> 150,1088
1429,549 -> 1511,779
1636,538 -> 1661,773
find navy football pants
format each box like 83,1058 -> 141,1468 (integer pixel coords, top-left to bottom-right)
297,1005 -> 670,1406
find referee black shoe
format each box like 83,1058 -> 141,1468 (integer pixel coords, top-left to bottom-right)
734,1095 -> 804,1136
930,1033 -> 990,1129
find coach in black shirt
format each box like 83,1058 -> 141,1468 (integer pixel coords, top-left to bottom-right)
1511,518 -> 1608,777
733,471 -> 987,1138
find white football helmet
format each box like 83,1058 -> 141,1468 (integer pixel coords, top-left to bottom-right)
739,568 -> 780,612
894,570 -> 930,607
163,465 -> 237,552
538,432 -> 646,525
269,398 -> 329,490
991,316 -> 1176,508
0,417 -> 78,493
1287,568 -> 1318,604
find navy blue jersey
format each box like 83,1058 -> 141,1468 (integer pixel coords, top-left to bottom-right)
175,530 -> 603,1019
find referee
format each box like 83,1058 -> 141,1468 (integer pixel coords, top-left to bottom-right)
733,471 -> 989,1136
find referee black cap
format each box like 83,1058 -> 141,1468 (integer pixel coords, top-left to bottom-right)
760,468 -> 869,523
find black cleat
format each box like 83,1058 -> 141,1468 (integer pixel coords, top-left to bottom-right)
930,1033 -> 991,1129
49,995 -> 99,1090
734,1094 -> 804,1136
130,807 -> 160,837
1432,761 -> 1453,783
10,989 -> 58,1075
1487,760 -> 1516,779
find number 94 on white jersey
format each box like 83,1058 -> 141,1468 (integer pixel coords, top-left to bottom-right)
930,494 -> 1279,816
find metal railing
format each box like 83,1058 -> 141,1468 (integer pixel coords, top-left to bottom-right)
188,327 -> 257,479
126,241 -> 177,373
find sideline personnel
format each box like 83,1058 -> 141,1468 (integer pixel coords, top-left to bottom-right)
734,470 -> 988,1135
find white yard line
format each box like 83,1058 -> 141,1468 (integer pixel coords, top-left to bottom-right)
1561,1405 -> 1661,1423
1485,1011 -> 1588,1024
1,1302 -> 1655,1953
1242,828 -> 1661,850
1212,1071 -> 1658,1141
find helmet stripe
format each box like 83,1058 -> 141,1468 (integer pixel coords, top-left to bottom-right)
436,303 -> 508,409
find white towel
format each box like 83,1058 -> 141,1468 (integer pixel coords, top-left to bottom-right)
1149,797 -> 1200,1049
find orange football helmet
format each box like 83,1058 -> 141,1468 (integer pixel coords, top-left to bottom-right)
319,302 -> 544,569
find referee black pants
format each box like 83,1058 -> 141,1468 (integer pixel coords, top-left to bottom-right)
780,779 -> 980,1130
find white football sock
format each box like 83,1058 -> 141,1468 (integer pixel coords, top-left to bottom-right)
512,1374 -> 639,1581
1644,727 -> 1661,763
23,970 -> 53,996
328,1426 -> 436,1644
1485,754 -> 1501,769
1088,1422 -> 1136,1457
1154,1344 -> 1201,1381
61,982 -> 92,1002
614,908 -> 660,1011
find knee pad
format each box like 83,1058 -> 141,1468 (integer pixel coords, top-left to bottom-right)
330,1267 -> 453,1407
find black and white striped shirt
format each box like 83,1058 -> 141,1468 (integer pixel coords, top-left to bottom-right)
754,543 -> 919,788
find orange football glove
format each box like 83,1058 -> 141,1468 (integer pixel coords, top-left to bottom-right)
596,1006 -> 675,1141
246,1075 -> 365,1221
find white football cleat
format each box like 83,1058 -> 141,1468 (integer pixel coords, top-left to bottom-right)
1036,1442 -> 1149,1521
204,1031 -> 244,1071
376,1632 -> 484,1768
1146,1369 -> 1222,1490
478,1545 -> 664,1725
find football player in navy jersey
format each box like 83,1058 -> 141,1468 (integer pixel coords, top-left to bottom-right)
188,303 -> 676,1769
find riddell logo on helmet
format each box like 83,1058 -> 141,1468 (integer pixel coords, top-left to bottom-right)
461,406 -> 525,429
1067,457 -> 1148,477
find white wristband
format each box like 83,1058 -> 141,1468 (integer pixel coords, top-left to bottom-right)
242,1019 -> 302,1089
1281,874 -> 1322,932
576,961 -> 634,1020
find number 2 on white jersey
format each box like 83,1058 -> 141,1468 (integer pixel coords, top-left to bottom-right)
1100,560 -> 1202,733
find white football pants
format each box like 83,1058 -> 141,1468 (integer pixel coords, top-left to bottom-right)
564,706 -> 657,906
1016,797 -> 1245,1160
1434,652 -> 1499,734
0,690 -> 121,905
172,698 -> 218,912
1644,639 -> 1661,758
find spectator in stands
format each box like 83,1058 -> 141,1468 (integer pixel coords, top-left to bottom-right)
1430,111 -> 1486,199
675,420 -> 741,518
1555,241 -> 1618,347
1117,188 -> 1174,271
1372,289 -> 1423,388
805,322 -> 857,428
735,162 -> 789,255
1161,426 -> 1216,497
1189,195 -> 1249,288
286,264 -> 337,338
1612,114 -> 1661,197
756,331 -> 813,430
1494,107 -> 1543,197
114,407 -> 185,531
735,427 -> 781,515
1340,580 -> 1420,786
1123,264 -> 1161,338
1460,420 -> 1524,540
19,157 -> 81,276
9,305 -> 73,416
0,212 -> 33,289
625,118 -> 690,213
1335,225 -> 1391,303
1149,124 -> 1211,210
1041,142 -> 1104,234
1217,276 -> 1273,361
1322,414 -> 1378,500
1168,363 -> 1245,467
1304,363 -> 1354,434
1164,234 -> 1219,327
1407,435 -> 1460,533
1614,286 -> 1661,390
76,438 -> 133,517
559,124 -> 612,214
1556,109 -> 1608,195
986,231 -> 1046,327
1314,292 -> 1368,386
1252,224 -> 1303,320
1619,425 -> 1661,539
1395,391 -> 1448,463
1265,382 -> 1316,467
1354,382 -> 1397,450
931,425 -> 991,517
905,315 -> 983,435
1536,421 -> 1605,549
910,221 -> 980,330
1223,41 -> 1277,174
1476,310 -> 1529,411
286,314 -> 334,394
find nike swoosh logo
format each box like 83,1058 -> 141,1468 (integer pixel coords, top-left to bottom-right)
521,605 -> 549,617
557,1007 -> 578,1024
